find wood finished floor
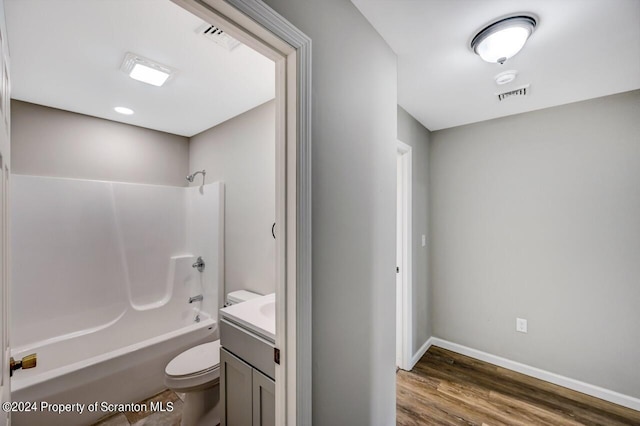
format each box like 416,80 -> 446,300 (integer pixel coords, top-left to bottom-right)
397,346 -> 640,426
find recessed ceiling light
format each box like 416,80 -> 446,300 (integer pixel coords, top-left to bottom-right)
120,52 -> 174,87
114,106 -> 134,115
471,15 -> 537,64
494,70 -> 518,85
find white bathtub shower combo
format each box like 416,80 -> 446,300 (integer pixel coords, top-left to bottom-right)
10,175 -> 224,425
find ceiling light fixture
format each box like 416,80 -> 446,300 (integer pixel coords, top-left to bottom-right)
114,106 -> 134,115
471,15 -> 537,64
120,52 -> 174,87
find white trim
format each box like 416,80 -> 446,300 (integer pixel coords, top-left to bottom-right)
409,337 -> 433,369
396,141 -> 412,371
430,338 -> 640,412
171,2 -> 312,424
217,184 -> 225,312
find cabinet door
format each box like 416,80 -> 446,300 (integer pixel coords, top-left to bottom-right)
221,348 -> 253,426
252,369 -> 275,426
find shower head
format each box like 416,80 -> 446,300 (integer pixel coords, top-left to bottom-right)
186,170 -> 206,184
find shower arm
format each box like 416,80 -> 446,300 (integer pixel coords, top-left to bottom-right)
186,170 -> 206,186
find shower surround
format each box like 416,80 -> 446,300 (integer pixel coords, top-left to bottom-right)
10,175 -> 224,425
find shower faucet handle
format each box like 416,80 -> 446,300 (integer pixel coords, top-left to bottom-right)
192,256 -> 205,272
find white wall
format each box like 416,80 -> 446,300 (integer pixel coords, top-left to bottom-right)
11,100 -> 189,186
188,100 -> 275,297
397,106 -> 431,357
263,1 -> 398,423
430,90 -> 640,399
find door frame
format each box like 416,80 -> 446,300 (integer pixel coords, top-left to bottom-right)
170,1 -> 311,424
396,140 -> 412,371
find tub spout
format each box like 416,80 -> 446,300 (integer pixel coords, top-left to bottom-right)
189,295 -> 203,303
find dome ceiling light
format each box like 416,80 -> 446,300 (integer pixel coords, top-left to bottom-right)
471,15 -> 537,64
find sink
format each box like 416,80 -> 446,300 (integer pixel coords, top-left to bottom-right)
259,300 -> 275,319
219,293 -> 275,342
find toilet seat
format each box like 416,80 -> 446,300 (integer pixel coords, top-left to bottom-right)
165,340 -> 221,391
166,340 -> 221,377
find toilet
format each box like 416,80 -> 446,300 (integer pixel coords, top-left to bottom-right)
164,290 -> 261,426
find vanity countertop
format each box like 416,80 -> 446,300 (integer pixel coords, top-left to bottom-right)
219,293 -> 275,342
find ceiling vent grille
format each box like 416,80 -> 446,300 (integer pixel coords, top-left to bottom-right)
195,23 -> 241,51
496,84 -> 530,101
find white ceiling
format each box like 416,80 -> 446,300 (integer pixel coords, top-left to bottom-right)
351,0 -> 640,131
5,0 -> 275,137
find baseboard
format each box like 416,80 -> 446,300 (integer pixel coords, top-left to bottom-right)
409,337 -> 433,370
429,338 -> 640,412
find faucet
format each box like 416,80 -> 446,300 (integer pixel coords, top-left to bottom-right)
192,256 -> 205,272
189,295 -> 203,303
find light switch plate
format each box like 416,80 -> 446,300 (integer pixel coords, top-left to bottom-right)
516,318 -> 528,333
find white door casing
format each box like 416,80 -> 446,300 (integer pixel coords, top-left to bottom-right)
396,153 -> 403,367
396,141 -> 412,371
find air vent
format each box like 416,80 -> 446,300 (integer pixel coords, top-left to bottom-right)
496,84 -> 530,101
196,23 -> 241,51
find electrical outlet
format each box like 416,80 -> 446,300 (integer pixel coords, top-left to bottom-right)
516,318 -> 528,333
422,235 -> 426,247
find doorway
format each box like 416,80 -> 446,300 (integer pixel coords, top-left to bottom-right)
396,140 -> 412,371
171,2 -> 312,423
0,0 -> 311,425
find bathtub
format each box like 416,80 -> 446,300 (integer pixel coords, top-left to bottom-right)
10,255 -> 221,425
10,176 -> 225,425
11,310 -> 216,426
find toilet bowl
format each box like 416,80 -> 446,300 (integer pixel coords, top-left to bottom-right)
167,290 -> 261,425
165,340 -> 221,426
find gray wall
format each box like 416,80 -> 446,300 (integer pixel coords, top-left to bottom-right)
430,90 -> 640,399
263,0 -> 398,424
189,100 -> 276,298
397,105 -> 432,356
11,100 -> 189,186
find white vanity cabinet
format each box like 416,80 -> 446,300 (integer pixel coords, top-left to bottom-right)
220,318 -> 275,426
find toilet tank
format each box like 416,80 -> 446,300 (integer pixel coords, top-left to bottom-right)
225,290 -> 261,306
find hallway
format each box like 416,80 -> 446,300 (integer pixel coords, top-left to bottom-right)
397,347 -> 640,425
